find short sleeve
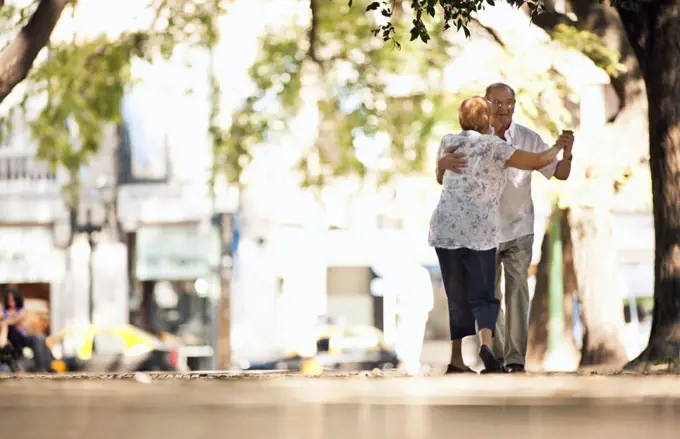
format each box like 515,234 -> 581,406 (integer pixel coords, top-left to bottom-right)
533,134 -> 558,179
491,137 -> 516,169
437,134 -> 455,160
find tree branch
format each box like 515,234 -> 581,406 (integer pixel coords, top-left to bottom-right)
308,0 -> 321,65
0,0 -> 69,104
470,17 -> 505,47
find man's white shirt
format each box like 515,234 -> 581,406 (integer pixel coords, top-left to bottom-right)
498,121 -> 558,243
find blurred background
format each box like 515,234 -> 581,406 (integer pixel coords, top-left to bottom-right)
0,0 -> 653,374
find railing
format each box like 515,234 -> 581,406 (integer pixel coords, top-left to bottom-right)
0,150 -> 60,196
0,152 -> 56,182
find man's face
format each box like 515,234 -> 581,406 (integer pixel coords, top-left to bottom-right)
487,86 -> 515,128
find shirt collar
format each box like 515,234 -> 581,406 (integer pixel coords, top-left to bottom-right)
460,130 -> 483,138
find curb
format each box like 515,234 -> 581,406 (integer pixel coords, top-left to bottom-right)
0,370 -> 412,381
2,370 -> 679,381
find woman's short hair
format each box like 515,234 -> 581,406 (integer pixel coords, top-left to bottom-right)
459,96 -> 491,133
3,289 -> 24,310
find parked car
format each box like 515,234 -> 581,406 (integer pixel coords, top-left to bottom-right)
46,324 -> 187,373
243,324 -> 398,372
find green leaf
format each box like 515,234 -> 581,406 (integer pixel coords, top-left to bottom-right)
420,27 -> 431,43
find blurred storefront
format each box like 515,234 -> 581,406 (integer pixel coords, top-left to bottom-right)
130,223 -> 221,371
0,226 -> 62,332
116,177 -> 236,370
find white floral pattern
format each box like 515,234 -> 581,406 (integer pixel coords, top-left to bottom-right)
429,131 -> 517,251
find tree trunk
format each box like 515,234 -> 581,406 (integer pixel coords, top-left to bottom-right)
216,212 -> 234,370
569,207 -> 628,368
528,0 -> 645,369
527,208 -> 580,370
0,0 -> 69,104
618,3 -> 680,369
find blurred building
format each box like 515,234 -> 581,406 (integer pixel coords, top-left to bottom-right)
0,110 -> 66,329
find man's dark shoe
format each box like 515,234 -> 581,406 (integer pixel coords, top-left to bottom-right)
506,363 -> 526,373
445,364 -> 476,374
479,345 -> 505,374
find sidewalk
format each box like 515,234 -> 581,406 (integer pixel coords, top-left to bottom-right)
4,373 -> 680,406
4,374 -> 680,439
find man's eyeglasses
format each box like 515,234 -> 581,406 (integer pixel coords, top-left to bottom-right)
491,100 -> 515,108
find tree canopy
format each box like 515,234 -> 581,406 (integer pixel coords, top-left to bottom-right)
0,0 -> 629,197
0,0 -> 224,205
217,0 -> 628,193
353,0 -> 640,45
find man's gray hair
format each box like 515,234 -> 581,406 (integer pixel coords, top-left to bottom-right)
485,83 -> 515,99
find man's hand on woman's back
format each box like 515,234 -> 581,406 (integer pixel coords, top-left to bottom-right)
436,151 -> 468,184
440,151 -> 468,172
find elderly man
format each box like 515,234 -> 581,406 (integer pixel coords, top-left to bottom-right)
437,83 -> 574,373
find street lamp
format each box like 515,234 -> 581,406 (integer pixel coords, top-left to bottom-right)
76,179 -> 116,325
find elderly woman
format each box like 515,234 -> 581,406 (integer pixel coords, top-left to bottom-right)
429,96 -> 568,374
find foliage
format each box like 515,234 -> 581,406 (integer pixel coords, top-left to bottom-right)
341,1 -> 638,213
353,0 -> 636,46
0,0 -> 629,203
0,0 -> 225,206
551,24 -> 626,78
219,0 -> 583,188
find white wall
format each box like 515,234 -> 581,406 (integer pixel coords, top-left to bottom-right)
92,241 -> 129,326
51,236 -> 91,332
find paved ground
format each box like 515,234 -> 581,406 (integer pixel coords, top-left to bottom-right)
3,373 -> 680,439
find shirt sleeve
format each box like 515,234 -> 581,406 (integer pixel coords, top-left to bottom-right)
535,135 -> 558,179
492,137 -> 517,168
437,134 -> 454,160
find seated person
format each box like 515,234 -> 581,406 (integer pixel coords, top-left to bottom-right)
0,289 -> 28,353
1,289 -> 52,371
